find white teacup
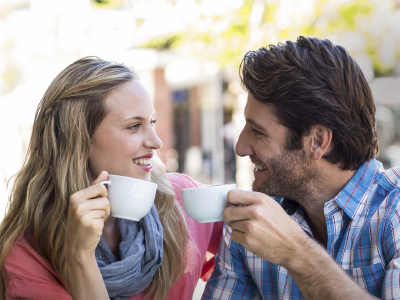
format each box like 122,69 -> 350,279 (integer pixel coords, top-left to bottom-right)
100,174 -> 157,221
181,184 -> 236,223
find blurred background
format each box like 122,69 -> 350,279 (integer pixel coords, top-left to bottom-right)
0,0 -> 400,298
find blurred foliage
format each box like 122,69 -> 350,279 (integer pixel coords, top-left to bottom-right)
337,0 -> 373,30
139,33 -> 187,49
91,0 -> 124,9
139,0 -> 400,73
216,0 -> 253,67
367,41 -> 399,75
262,3 -> 278,23
3,69 -> 20,91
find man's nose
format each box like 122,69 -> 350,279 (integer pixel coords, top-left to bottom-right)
235,127 -> 254,157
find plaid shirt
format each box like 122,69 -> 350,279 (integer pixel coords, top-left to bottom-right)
202,159 -> 400,300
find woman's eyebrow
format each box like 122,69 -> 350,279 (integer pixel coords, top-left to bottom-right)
121,116 -> 144,122
121,112 -> 156,122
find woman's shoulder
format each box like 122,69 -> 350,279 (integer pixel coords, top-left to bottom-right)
166,173 -> 202,191
3,233 -> 70,299
4,234 -> 46,269
3,233 -> 58,280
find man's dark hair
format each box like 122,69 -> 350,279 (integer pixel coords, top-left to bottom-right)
240,36 -> 378,170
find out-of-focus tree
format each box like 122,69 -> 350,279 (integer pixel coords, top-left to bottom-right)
91,0 -> 124,9
136,0 -> 400,75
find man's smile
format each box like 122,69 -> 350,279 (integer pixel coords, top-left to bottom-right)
254,164 -> 267,171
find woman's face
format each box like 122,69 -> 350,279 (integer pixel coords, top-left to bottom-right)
88,79 -> 162,181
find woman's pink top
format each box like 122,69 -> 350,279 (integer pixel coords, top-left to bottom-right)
2,173 -> 223,300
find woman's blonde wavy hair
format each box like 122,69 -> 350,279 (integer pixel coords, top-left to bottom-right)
0,57 -> 188,300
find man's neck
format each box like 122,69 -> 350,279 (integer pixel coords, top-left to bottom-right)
300,162 -> 356,247
305,210 -> 328,247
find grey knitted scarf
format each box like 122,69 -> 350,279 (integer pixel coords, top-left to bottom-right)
95,204 -> 163,300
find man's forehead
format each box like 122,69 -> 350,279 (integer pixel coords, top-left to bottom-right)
244,95 -> 279,125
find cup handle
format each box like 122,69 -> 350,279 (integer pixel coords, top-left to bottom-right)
99,180 -> 111,186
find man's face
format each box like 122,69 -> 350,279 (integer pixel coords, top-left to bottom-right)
235,94 -> 317,203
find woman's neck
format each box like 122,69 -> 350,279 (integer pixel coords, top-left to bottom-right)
102,216 -> 122,260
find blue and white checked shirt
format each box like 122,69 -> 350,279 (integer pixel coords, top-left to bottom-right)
202,159 -> 400,299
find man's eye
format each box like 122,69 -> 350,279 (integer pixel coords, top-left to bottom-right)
252,128 -> 263,136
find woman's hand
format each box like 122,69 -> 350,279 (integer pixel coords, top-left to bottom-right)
65,171 -> 111,259
64,171 -> 111,300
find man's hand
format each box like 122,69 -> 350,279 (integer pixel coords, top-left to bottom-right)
223,189 -> 379,300
223,189 -> 307,266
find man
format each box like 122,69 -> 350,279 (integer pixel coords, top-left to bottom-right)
202,36 -> 400,299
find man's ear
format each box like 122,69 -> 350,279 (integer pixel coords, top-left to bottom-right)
308,125 -> 332,160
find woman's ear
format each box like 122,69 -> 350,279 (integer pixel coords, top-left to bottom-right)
309,125 -> 332,160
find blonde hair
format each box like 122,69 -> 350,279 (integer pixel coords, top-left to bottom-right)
0,57 -> 188,300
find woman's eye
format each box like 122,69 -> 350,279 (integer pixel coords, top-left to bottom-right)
128,123 -> 140,131
150,119 -> 157,127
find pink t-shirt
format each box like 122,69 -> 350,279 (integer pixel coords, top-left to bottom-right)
2,173 -> 223,300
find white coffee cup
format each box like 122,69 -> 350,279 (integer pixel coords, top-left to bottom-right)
100,174 -> 157,221
181,184 -> 236,223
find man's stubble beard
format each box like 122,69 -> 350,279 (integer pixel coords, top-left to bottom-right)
253,148 -> 319,208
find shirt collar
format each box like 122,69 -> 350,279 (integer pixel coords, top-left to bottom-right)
332,159 -> 380,220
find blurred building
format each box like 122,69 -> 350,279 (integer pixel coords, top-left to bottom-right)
1,0 -> 400,222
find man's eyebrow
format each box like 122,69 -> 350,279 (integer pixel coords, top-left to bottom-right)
247,119 -> 265,131
247,118 -> 270,137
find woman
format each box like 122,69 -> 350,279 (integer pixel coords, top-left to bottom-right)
0,57 -> 223,300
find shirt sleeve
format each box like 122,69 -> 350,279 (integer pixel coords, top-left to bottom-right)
201,225 -> 261,300
3,236 -> 72,300
382,191 -> 400,299
4,278 -> 72,300
200,220 -> 224,282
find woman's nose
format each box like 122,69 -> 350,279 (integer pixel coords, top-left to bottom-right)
144,128 -> 163,150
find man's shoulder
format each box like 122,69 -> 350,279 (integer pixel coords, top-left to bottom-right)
378,165 -> 400,190
368,164 -> 400,225
382,166 -> 400,188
